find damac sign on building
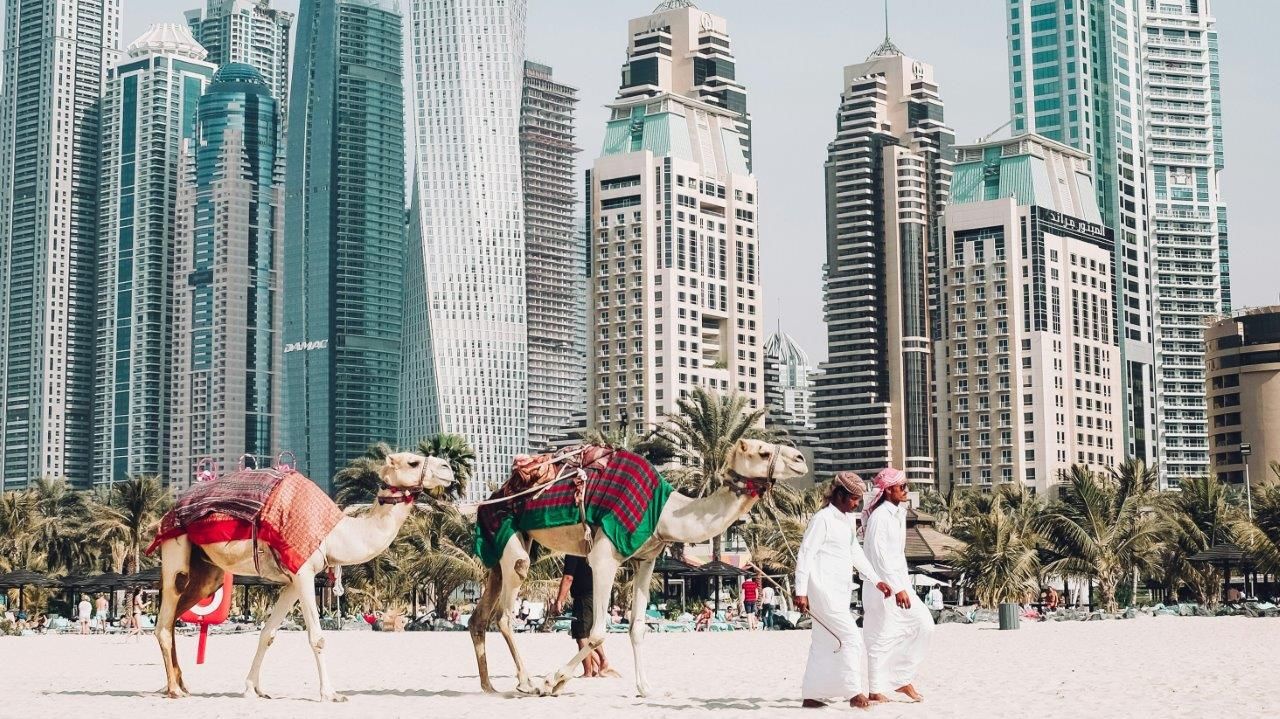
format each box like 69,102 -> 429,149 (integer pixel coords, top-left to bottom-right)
285,340 -> 329,353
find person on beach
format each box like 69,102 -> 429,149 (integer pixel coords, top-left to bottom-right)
94,594 -> 109,633
795,471 -> 892,709
861,467 -> 934,704
553,555 -> 615,678
760,579 -> 777,629
78,595 -> 92,635
741,574 -> 759,629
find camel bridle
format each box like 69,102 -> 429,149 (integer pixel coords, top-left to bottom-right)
727,443 -> 785,498
376,459 -> 441,505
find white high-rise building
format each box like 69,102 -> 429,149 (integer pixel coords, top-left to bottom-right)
1144,1 -> 1229,483
0,0 -> 121,489
403,0 -> 528,500
939,135 -> 1122,496
586,2 -> 763,436
186,0 -> 293,106
521,61 -> 582,453
95,25 -> 216,486
1007,0 -> 1230,486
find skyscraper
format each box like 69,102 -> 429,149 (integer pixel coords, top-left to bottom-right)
94,24 -> 216,486
403,0 -> 528,499
764,328 -> 816,430
521,61 -> 582,453
585,2 -> 763,438
939,134 -> 1122,495
186,0 -> 293,106
813,39 -> 953,485
283,0 -> 406,492
169,63 -> 283,491
0,0 -> 121,490
1007,0 -> 1229,485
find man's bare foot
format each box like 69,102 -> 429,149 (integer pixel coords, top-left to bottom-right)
801,699 -> 827,708
597,667 -> 622,678
896,684 -> 924,702
867,693 -> 888,703
850,694 -> 871,709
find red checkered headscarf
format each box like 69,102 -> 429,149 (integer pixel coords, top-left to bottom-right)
859,467 -> 906,537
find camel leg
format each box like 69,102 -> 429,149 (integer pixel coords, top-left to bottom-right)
243,583 -> 300,699
495,539 -> 535,694
156,538 -> 191,698
543,537 -> 620,697
469,566 -> 504,693
294,567 -> 345,702
629,556 -> 658,697
156,540 -> 223,698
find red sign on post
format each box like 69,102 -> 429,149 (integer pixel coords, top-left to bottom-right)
181,572 -> 233,664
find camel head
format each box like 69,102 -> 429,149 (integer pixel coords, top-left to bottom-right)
379,453 -> 455,497
724,439 -> 806,496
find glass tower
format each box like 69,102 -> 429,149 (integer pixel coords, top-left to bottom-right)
814,42 -> 954,485
283,0 -> 406,492
169,63 -> 283,491
0,0 -> 121,489
1007,0 -> 1229,484
94,24 -> 216,486
403,0 -> 529,500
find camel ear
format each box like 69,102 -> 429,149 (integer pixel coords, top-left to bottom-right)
737,439 -> 751,455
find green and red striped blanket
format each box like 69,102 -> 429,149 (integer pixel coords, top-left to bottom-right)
475,449 -> 673,567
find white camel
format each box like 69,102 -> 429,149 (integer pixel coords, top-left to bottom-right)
154,452 -> 454,702
470,438 -> 807,698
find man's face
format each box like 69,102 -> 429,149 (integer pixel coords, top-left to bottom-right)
886,483 -> 909,504
833,491 -> 860,514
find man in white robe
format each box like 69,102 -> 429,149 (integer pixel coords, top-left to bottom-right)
795,472 -> 892,709
861,467 -> 933,703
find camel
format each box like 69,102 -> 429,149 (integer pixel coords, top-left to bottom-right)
154,452 -> 454,702
470,438 -> 807,698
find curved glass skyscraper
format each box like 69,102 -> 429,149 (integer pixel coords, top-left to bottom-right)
403,0 -> 528,499
169,63 -> 283,490
284,0 -> 406,491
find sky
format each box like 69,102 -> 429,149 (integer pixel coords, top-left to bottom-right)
121,0 -> 1280,363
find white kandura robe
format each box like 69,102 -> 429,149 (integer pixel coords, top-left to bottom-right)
862,501 -> 934,694
794,504 -> 883,700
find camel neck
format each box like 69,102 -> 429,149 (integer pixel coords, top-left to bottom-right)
326,500 -> 413,566
661,486 -> 758,544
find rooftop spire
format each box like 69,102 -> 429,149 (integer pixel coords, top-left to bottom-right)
867,0 -> 904,59
653,0 -> 697,11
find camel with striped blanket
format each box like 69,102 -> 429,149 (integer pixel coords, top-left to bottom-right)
470,438 -> 806,697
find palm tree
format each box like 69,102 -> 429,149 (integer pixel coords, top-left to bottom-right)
333,442 -> 394,508
396,497 -> 486,615
952,493 -> 1041,609
581,426 -> 677,467
83,476 -> 169,575
658,388 -> 768,560
1234,482 -> 1280,575
416,433 -> 476,497
30,477 -> 91,574
0,489 -> 43,572
1036,465 -> 1165,612
1154,475 -> 1239,605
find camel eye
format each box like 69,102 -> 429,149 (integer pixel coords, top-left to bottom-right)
409,460 -> 420,468
761,451 -> 772,458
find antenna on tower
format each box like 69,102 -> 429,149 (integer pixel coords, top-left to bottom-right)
867,0 -> 904,59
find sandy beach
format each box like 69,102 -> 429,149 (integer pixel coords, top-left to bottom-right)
2,617 -> 1277,719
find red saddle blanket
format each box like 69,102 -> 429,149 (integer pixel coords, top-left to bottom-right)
147,470 -> 344,574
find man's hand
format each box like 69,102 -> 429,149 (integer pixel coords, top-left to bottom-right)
549,600 -> 561,616
894,590 -> 912,609
875,582 -> 892,598
794,596 -> 809,613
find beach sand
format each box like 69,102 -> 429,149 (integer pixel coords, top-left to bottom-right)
2,616 -> 1276,718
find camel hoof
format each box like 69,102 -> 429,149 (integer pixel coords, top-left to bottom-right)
543,674 -> 568,697
637,683 -> 652,698
322,692 -> 348,703
515,681 -> 537,696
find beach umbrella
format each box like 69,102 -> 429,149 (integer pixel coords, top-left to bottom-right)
653,555 -> 693,602
1189,543 -> 1252,600
0,569 -> 55,611
122,567 -> 162,588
